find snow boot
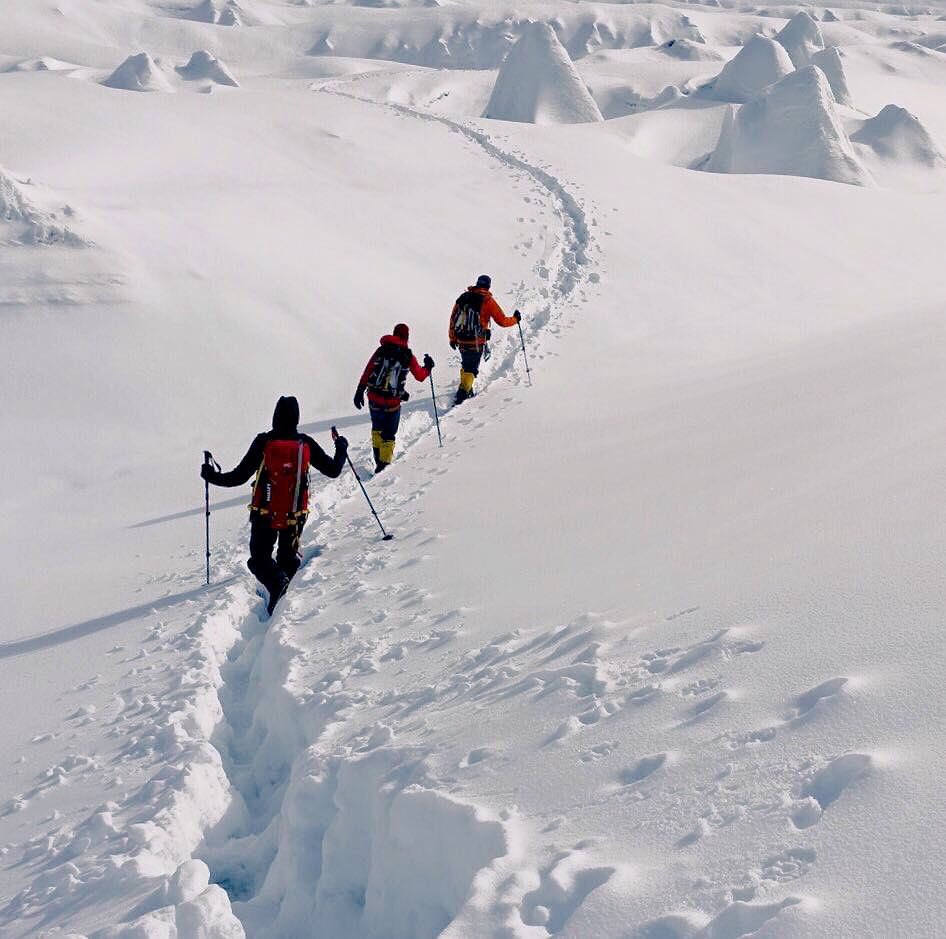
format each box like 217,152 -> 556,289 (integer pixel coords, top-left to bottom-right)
267,572 -> 291,616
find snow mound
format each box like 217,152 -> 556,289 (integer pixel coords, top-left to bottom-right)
705,66 -> 872,186
188,0 -> 248,25
851,104 -> 946,166
776,10 -> 825,68
810,46 -> 854,106
659,38 -> 724,61
484,22 -> 603,124
0,166 -> 87,246
711,35 -> 795,103
7,57 -> 78,72
176,51 -> 239,87
103,53 -> 173,93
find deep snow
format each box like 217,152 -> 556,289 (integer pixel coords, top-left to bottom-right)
2,0 -> 946,936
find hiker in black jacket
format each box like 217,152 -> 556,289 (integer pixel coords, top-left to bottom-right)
201,396 -> 347,614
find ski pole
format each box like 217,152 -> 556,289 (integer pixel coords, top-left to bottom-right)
429,373 -> 443,447
332,426 -> 393,541
516,314 -> 532,386
202,450 -> 219,585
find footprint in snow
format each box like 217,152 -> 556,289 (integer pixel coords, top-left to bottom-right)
791,752 -> 873,829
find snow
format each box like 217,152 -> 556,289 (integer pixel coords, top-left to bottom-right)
809,45 -> 855,106
710,35 -> 795,102
484,22 -> 603,124
2,0 -> 946,936
705,66 -> 872,184
177,51 -> 240,88
104,53 -> 174,93
775,10 -> 826,68
851,102 -> 946,164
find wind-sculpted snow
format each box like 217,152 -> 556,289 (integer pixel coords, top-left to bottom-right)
484,22 -> 603,124
775,10 -> 826,68
104,53 -> 173,93
705,66 -> 872,184
711,35 -> 795,103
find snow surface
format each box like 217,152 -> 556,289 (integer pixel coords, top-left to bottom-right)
2,0 -> 946,936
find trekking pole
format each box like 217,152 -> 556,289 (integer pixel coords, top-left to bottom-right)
332,426 -> 394,541
202,450 -> 219,585
516,313 -> 533,386
429,373 -> 443,447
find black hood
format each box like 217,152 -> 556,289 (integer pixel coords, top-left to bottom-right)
272,396 -> 300,435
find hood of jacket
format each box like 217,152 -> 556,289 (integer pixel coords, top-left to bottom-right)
272,395 -> 300,435
379,334 -> 409,349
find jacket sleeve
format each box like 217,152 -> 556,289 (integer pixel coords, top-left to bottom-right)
358,350 -> 378,389
409,354 -> 430,382
306,437 -> 346,479
448,303 -> 459,343
485,296 -> 517,329
209,435 -> 266,487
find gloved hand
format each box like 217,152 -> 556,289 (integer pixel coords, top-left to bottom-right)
423,354 -> 434,370
334,435 -> 348,453
353,386 -> 365,410
401,391 -> 411,402
200,463 -> 216,482
449,341 -> 458,351
513,310 -> 522,323
484,329 -> 492,341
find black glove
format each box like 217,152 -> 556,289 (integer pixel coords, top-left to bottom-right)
484,329 -> 492,341
513,310 -> 522,323
334,435 -> 348,453
423,354 -> 434,370
200,463 -> 216,482
354,386 -> 365,410
449,341 -> 458,351
401,391 -> 411,402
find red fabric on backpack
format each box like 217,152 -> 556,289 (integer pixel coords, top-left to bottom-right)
250,439 -> 310,529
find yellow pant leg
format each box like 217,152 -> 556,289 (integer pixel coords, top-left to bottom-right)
371,429 -> 382,449
460,370 -> 475,393
379,439 -> 396,464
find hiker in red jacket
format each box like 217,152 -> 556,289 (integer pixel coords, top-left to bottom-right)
354,323 -> 434,473
201,396 -> 347,614
449,274 -> 521,403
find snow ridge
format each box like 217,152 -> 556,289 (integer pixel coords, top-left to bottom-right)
0,167 -> 87,246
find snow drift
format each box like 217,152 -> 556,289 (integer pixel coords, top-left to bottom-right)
851,104 -> 946,166
484,22 -> 603,124
176,51 -> 240,87
659,38 -> 724,61
188,0 -> 248,25
711,35 -> 795,103
810,46 -> 854,107
776,10 -> 826,68
0,167 -> 86,246
103,53 -> 172,92
705,66 -> 872,186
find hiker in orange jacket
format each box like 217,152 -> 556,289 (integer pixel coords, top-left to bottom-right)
354,323 -> 434,473
448,274 -> 521,404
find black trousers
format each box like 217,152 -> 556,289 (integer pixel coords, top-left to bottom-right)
460,346 -> 484,376
247,513 -> 305,595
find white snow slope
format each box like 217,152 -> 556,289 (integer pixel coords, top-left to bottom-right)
2,0 -> 946,937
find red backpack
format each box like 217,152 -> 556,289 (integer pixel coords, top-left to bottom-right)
250,439 -> 310,529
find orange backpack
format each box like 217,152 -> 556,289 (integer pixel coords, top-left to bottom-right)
250,439 -> 310,528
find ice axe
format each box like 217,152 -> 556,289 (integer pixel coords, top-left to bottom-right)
332,426 -> 394,541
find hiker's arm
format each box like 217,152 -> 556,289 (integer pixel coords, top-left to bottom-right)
308,437 -> 347,479
207,435 -> 265,487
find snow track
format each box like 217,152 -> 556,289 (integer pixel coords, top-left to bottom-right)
0,89 -> 599,937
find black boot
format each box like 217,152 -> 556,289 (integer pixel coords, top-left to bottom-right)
267,572 -> 291,616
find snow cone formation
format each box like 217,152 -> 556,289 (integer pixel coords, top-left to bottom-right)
809,46 -> 854,107
851,104 -> 946,166
706,66 -> 871,185
712,35 -> 794,103
190,0 -> 246,25
484,22 -> 603,124
776,10 -> 825,68
177,51 -> 239,87
104,53 -> 172,92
